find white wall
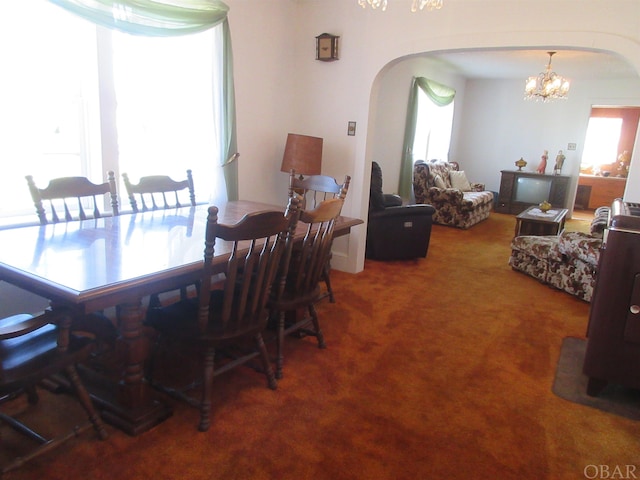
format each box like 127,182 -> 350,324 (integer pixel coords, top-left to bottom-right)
225,1 -> 297,207
457,77 -> 640,208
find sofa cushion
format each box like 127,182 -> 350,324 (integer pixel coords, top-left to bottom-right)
449,170 -> 472,191
590,206 -> 609,237
511,235 -> 559,260
434,174 -> 447,189
426,160 -> 453,188
556,231 -> 602,266
461,191 -> 494,210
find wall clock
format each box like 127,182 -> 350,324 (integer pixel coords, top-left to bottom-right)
316,33 -> 339,62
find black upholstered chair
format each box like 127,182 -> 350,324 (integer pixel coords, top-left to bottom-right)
366,161 -> 435,261
0,308 -> 110,474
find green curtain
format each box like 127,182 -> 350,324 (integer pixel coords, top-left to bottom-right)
398,77 -> 455,198
48,0 -> 229,36
221,19 -> 239,200
49,0 -> 239,200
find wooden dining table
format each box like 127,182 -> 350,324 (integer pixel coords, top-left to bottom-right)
0,201 -> 362,435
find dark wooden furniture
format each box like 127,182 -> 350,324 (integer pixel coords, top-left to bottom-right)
26,172 -> 119,224
122,170 -> 196,213
583,199 -> 640,395
292,173 -> 351,303
496,170 -> 570,214
268,196 -> 345,380
514,206 -> 568,237
576,174 -> 626,210
145,198 -> 299,431
0,308 -> 108,474
122,170 -> 198,307
0,202 -> 362,435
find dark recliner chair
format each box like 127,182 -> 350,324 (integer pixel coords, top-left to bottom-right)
366,162 -> 436,261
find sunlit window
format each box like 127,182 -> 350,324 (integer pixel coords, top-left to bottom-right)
580,117 -> 623,174
0,2 -> 97,219
112,30 -> 220,195
412,90 -> 454,162
0,2 -> 223,224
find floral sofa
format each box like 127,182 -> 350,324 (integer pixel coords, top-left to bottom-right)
508,207 -> 609,302
413,160 -> 494,229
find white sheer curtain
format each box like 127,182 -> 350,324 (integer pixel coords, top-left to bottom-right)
112,27 -> 226,204
412,90 -> 454,163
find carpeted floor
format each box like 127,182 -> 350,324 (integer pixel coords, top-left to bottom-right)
2,212 -> 639,479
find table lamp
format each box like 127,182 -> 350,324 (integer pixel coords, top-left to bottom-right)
281,133 -> 323,179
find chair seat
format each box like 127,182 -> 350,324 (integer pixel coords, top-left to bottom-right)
271,284 -> 322,312
146,291 -> 270,343
0,315 -> 94,388
0,310 -> 108,473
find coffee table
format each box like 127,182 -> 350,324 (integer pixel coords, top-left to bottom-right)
514,206 -> 568,237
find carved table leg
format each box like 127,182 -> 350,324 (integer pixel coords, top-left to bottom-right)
90,298 -> 172,436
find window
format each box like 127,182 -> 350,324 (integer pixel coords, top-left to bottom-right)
412,90 -> 454,162
581,117 -> 622,173
580,107 -> 640,176
0,2 -> 224,224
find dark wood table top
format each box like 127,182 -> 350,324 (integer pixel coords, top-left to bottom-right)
0,201 -> 363,313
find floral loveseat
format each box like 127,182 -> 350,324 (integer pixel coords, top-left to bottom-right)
413,160 -> 494,229
509,207 -> 609,302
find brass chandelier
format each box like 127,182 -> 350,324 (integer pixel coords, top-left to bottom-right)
358,0 -> 444,11
524,52 -> 571,102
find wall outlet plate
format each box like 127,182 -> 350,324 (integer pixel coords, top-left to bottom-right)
567,143 -> 577,150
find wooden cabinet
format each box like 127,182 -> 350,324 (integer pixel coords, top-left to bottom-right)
577,175 -> 626,209
496,170 -> 570,215
583,219 -> 640,394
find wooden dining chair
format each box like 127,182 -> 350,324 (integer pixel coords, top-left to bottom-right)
268,194 -> 345,380
145,194 -> 300,432
122,170 -> 195,213
291,174 -> 351,303
122,170 -> 197,307
0,308 -> 108,474
26,172 -> 119,225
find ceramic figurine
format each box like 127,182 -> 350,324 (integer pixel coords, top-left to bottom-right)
554,150 -> 565,175
537,150 -> 548,174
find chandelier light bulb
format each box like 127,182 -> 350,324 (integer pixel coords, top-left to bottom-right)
524,51 -> 571,102
359,0 -> 443,11
412,0 -> 444,11
358,0 -> 388,10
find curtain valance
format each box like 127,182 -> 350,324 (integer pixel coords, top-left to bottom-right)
414,77 -> 456,107
48,0 -> 229,36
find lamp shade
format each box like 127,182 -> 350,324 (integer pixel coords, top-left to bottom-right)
281,133 -> 323,175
